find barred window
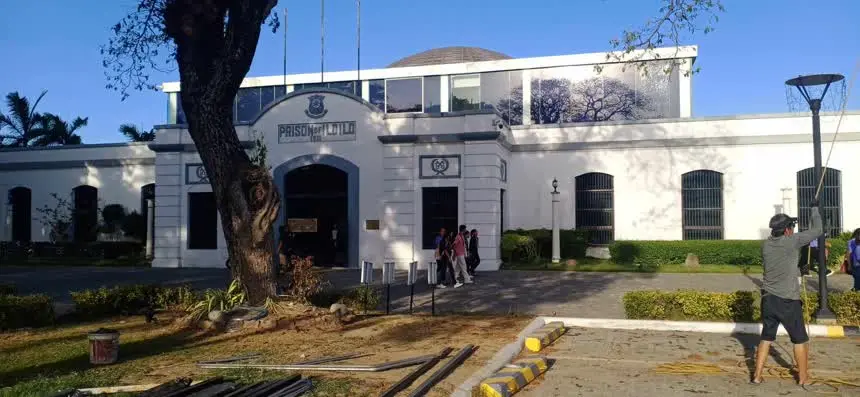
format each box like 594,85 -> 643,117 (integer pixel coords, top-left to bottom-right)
575,172 -> 614,245
797,167 -> 841,237
681,170 -> 724,240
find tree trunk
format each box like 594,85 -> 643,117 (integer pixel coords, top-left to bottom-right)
163,0 -> 281,304
183,98 -> 280,304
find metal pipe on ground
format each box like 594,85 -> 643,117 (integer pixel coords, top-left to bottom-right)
198,354 -> 435,372
293,352 -> 373,365
378,347 -> 454,397
272,379 -> 313,397
197,353 -> 262,365
186,383 -> 236,397
243,375 -> 300,397
221,381 -> 265,397
407,345 -> 476,397
138,378 -> 195,397
160,377 -> 224,397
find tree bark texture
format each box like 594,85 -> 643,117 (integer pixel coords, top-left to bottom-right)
165,0 -> 279,304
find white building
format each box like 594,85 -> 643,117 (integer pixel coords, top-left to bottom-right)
2,46 -> 859,270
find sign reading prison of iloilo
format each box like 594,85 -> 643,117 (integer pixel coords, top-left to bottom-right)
277,121 -> 357,144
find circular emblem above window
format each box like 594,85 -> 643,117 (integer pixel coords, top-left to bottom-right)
431,158 -> 450,175
196,166 -> 208,181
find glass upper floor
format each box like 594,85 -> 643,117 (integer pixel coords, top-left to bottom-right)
164,46 -> 695,127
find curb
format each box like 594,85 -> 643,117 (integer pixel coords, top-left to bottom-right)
451,317 -> 545,397
455,316 -> 860,396
478,357 -> 548,397
541,317 -> 860,338
524,321 -> 566,353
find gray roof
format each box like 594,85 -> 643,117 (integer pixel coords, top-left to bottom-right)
388,46 -> 512,68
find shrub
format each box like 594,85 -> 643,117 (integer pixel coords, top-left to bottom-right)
284,256 -> 328,302
0,283 -> 16,296
339,284 -> 381,312
609,240 -> 763,267
502,229 -> 589,261
71,284 -> 197,319
187,279 -> 246,321
0,294 -> 54,330
622,289 -> 849,324
501,233 -> 538,263
828,290 -> 860,325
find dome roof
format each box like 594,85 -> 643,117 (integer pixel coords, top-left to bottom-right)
388,46 -> 512,68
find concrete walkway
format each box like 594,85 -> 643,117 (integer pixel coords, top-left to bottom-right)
1,266 -> 853,318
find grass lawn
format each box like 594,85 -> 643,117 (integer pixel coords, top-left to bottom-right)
501,258 -> 762,274
0,310 -> 527,397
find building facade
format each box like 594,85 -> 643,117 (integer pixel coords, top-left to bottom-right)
3,46 -> 859,270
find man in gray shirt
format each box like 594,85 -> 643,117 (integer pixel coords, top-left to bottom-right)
752,203 -> 822,386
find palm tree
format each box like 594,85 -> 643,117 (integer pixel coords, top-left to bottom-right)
0,91 -> 47,147
118,124 -> 155,142
32,113 -> 86,146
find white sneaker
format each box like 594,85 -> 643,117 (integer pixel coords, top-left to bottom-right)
454,282 -> 464,288
437,284 -> 447,289
465,280 -> 474,284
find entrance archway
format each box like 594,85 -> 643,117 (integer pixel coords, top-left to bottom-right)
273,155 -> 359,268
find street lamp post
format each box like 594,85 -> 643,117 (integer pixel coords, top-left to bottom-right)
551,178 -> 560,264
785,73 -> 845,322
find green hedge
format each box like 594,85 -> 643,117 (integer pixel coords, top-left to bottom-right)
501,229 -> 589,262
610,240 -> 762,268
71,284 -> 197,319
0,294 -> 54,330
624,289 -> 860,325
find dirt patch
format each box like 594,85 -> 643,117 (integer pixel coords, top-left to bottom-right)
0,309 -> 530,397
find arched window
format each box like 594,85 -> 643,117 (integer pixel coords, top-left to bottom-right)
72,185 -> 98,243
797,167 -> 841,237
681,170 -> 724,240
575,172 -> 614,245
8,187 -> 32,243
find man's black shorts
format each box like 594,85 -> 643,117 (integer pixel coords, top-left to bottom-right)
760,292 -> 809,344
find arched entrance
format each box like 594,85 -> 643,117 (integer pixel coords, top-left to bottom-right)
273,155 -> 359,268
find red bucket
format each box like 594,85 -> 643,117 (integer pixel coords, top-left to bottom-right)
88,328 -> 120,365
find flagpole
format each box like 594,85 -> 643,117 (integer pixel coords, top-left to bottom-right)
283,8 -> 288,90
356,0 -> 361,85
320,0 -> 325,83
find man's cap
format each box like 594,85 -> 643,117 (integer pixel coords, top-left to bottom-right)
769,213 -> 797,230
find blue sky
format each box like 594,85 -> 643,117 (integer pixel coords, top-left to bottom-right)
0,0 -> 857,144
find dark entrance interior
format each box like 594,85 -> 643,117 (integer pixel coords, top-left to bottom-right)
283,164 -> 348,266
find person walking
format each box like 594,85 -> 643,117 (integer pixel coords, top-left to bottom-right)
752,202 -> 822,387
452,225 -> 473,288
848,228 -> 860,290
807,235 -> 834,277
434,228 -> 452,288
467,229 -> 480,277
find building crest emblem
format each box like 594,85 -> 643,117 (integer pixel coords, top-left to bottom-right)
431,158 -> 450,175
304,95 -> 328,119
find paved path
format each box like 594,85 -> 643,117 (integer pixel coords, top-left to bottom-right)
519,327 -> 860,396
0,266 -> 853,318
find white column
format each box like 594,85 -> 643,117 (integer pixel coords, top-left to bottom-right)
146,198 -> 155,258
361,80 -> 369,101
522,70 -> 532,125
440,75 -> 449,112
551,190 -> 560,264
678,59 -> 693,117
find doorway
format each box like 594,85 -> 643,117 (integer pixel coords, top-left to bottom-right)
283,164 -> 348,267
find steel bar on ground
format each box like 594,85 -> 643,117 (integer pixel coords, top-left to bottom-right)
138,378 -> 195,397
407,345 -> 475,397
222,381 -> 264,397
187,383 -> 235,396
272,378 -> 313,397
198,354 -> 435,372
378,347 -> 453,397
293,352 -> 373,365
197,353 -> 261,365
244,375 -> 300,397
161,377 -> 224,397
